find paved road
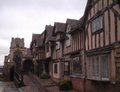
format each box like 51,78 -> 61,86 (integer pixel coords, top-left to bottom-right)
0,74 -> 48,92
23,74 -> 48,92
0,81 -> 5,92
0,81 -> 20,92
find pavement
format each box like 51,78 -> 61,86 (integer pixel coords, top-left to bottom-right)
2,82 -> 19,92
1,74 -> 48,92
21,74 -> 48,92
32,75 -> 78,92
1,74 -> 78,92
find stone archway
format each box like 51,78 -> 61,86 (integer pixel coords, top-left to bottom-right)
23,59 -> 34,74
9,66 -> 14,81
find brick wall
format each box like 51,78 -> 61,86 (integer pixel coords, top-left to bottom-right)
71,77 -> 84,92
85,80 -> 120,92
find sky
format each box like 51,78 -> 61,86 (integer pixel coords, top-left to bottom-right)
0,0 -> 87,66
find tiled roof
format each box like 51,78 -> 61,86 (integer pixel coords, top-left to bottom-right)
54,22 -> 66,34
32,34 -> 41,41
67,19 -> 78,27
78,16 -> 84,28
45,25 -> 54,42
36,38 -> 44,47
68,17 -> 84,33
31,33 -> 44,47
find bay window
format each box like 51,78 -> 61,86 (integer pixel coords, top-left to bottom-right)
87,54 -> 109,81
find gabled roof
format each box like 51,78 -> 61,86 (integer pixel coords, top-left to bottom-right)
36,38 -> 44,47
36,31 -> 45,47
66,18 -> 78,28
83,0 -> 92,25
78,16 -> 84,29
45,25 -> 54,40
67,17 -> 84,34
54,22 -> 66,34
44,25 -> 56,42
31,33 -> 45,47
32,34 -> 41,41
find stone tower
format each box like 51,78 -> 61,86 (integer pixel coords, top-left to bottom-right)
3,37 -> 27,81
9,37 -> 27,63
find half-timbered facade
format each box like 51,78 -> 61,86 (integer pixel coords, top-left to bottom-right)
30,33 -> 45,76
63,19 -> 75,79
84,0 -> 120,92
52,22 -> 66,79
44,25 -> 55,77
67,18 -> 85,91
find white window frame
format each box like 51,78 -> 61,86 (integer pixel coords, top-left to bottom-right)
101,55 -> 109,81
56,41 -> 60,50
86,54 -> 109,81
65,34 -> 71,47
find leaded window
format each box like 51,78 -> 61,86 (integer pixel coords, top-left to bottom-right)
87,54 -> 109,81
101,55 -> 109,80
72,56 -> 82,74
92,16 -> 103,32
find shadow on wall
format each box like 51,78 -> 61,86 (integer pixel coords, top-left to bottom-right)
9,66 -> 14,81
23,59 -> 34,74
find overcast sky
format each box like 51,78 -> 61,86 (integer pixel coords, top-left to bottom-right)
0,0 -> 87,65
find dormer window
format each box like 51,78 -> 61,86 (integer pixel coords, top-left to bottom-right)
92,16 -> 103,32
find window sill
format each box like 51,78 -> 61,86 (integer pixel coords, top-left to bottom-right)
56,48 -> 60,50
101,78 -> 110,81
92,29 -> 103,35
65,45 -> 71,48
87,77 -> 110,81
70,73 -> 84,78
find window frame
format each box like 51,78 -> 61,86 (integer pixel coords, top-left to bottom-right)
87,54 -> 110,81
54,64 -> 58,74
92,15 -> 103,33
100,55 -> 110,81
65,34 -> 71,47
56,41 -> 60,50
64,61 -> 70,75
72,56 -> 82,75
